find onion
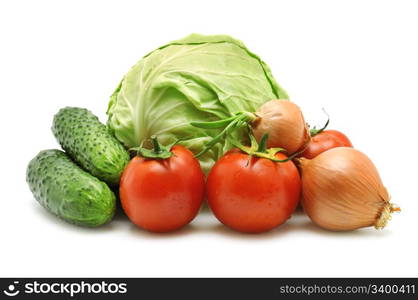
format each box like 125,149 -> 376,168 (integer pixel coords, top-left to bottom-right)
298,147 -> 399,231
252,100 -> 310,154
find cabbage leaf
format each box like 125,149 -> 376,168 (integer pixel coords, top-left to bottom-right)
107,34 -> 288,173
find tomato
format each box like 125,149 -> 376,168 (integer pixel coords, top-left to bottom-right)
207,149 -> 301,233
120,145 -> 205,233
300,130 -> 353,159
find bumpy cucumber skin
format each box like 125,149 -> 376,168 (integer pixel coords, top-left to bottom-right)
52,107 -> 129,186
26,149 -> 116,227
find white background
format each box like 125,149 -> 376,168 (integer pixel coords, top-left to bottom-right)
1,0 -> 417,277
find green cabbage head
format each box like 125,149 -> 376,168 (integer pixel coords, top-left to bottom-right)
107,34 -> 288,173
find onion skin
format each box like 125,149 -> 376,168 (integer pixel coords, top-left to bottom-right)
252,100 -> 310,154
299,147 -> 398,231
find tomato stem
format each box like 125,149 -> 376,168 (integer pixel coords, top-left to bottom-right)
129,136 -> 177,159
151,135 -> 162,154
191,112 -> 257,158
228,128 -> 292,163
257,133 -> 269,153
310,109 -> 330,137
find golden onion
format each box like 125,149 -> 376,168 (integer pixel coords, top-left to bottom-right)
299,147 -> 399,231
252,100 -> 310,154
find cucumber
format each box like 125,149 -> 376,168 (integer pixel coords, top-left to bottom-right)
26,149 -> 116,227
52,107 -> 129,186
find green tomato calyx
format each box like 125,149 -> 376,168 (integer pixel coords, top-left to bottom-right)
130,136 -> 175,159
229,131 -> 293,163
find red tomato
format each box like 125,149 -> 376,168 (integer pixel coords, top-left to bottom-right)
120,146 -> 205,233
207,149 -> 301,233
301,130 -> 353,159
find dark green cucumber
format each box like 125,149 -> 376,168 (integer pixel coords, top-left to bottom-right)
52,107 -> 129,186
26,149 -> 116,227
